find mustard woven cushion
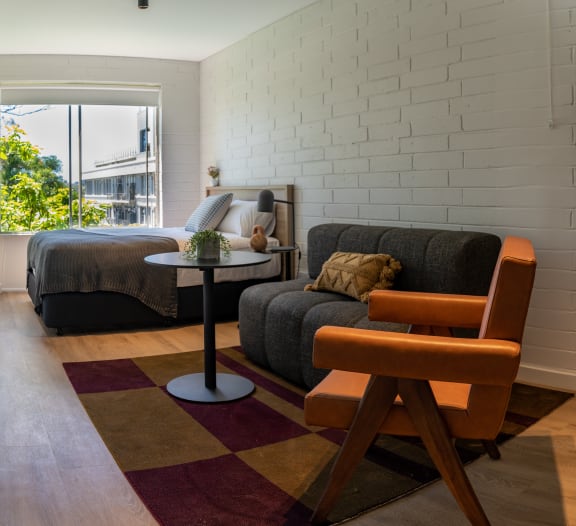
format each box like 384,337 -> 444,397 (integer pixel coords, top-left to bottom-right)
304,252 -> 402,303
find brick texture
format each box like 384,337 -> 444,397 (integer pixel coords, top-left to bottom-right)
199,0 -> 576,390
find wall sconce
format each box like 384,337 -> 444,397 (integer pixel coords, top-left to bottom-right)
138,0 -> 149,9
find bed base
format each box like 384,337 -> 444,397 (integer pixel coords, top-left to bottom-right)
28,271 -> 279,334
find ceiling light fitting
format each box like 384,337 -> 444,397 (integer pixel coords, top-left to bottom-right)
138,0 -> 149,9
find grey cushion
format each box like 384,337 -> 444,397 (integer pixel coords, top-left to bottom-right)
184,193 -> 233,232
307,225 -> 499,295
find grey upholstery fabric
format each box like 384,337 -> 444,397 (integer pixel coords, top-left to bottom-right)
239,223 -> 501,389
307,224 -> 499,295
238,278 -> 311,369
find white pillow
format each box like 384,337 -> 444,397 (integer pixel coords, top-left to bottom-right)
216,200 -> 276,237
184,193 -> 233,232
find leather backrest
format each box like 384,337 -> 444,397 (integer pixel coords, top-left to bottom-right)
479,237 -> 536,343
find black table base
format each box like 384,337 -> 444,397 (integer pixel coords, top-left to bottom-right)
167,372 -> 254,403
145,251 -> 270,404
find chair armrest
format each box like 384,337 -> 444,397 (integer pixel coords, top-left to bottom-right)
368,290 -> 487,329
313,326 -> 520,386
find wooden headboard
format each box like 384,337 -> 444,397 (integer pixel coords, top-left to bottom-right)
206,185 -> 294,247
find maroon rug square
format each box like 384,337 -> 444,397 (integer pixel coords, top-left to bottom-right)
63,359 -> 155,394
126,454 -> 311,526
217,350 -> 304,409
174,396 -> 310,452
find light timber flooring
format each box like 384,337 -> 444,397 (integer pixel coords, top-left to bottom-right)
1,291 -> 575,526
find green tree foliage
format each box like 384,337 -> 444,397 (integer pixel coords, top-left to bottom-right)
0,125 -> 108,232
0,125 -> 40,184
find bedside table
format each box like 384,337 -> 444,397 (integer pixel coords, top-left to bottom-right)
268,245 -> 298,280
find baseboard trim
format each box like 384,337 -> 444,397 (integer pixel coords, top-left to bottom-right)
518,363 -> 576,393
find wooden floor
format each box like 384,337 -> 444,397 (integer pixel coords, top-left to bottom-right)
1,291 -> 575,526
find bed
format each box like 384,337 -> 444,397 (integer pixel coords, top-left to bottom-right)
26,184 -> 294,334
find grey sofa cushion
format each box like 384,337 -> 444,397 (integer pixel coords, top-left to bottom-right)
238,278 -> 312,369
308,225 -> 498,296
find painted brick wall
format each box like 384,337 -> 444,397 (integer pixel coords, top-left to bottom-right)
200,0 -> 576,390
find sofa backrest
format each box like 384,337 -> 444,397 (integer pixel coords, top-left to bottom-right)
307,224 -> 501,296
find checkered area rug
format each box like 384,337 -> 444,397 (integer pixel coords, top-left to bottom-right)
63,347 -> 573,526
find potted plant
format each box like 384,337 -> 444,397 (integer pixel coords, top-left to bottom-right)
183,229 -> 231,261
207,165 -> 220,186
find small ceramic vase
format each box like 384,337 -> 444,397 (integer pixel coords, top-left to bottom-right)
250,225 -> 268,252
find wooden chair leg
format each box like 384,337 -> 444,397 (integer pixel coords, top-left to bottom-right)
311,375 -> 398,524
398,378 -> 491,526
482,439 -> 501,460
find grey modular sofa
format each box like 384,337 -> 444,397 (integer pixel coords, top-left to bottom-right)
238,223 -> 502,390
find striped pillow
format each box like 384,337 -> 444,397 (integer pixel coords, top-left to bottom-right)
184,193 -> 233,232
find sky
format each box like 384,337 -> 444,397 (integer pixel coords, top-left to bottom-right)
2,105 -> 144,179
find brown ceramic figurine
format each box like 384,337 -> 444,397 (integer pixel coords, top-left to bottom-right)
250,224 -> 268,252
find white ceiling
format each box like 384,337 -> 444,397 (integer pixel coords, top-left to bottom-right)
1,0 -> 318,62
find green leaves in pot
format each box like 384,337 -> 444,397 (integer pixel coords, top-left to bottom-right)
183,229 -> 231,260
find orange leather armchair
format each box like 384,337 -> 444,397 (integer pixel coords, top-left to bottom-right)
304,236 -> 537,525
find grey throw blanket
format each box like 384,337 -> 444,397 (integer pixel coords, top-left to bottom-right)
27,228 -> 180,317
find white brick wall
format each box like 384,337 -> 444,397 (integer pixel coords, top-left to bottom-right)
200,0 -> 576,390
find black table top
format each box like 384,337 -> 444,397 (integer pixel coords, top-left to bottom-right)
144,250 -> 271,270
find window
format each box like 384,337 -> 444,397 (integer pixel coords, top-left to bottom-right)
0,84 -> 160,232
